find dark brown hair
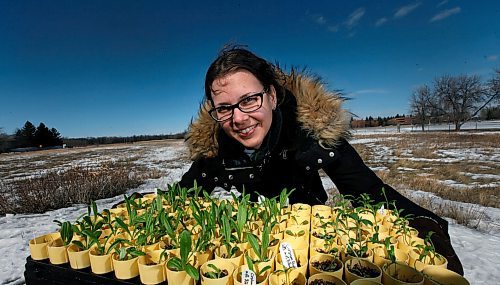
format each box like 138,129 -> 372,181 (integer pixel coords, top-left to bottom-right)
204,47 -> 283,104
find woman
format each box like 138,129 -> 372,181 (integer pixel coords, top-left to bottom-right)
179,47 -> 463,275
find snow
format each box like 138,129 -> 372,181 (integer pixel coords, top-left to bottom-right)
0,138 -> 499,284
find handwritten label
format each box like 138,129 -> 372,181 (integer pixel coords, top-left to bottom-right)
279,242 -> 298,268
242,270 -> 257,285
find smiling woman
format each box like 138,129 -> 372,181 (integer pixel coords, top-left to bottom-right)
179,46 -> 463,275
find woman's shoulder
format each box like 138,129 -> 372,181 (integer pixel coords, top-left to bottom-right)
283,71 -> 351,146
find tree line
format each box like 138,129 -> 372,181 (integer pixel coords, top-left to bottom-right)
0,121 -> 186,153
410,69 -> 499,131
0,121 -> 64,152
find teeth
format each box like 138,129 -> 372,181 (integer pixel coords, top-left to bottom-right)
240,126 -> 255,134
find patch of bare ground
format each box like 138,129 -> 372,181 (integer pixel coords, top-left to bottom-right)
351,132 -> 500,210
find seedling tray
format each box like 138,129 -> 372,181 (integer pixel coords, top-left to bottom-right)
24,257 -> 141,285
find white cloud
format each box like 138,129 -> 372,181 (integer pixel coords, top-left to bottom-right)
430,7 -> 461,22
437,0 -> 449,7
394,2 -> 421,18
486,55 -> 498,62
375,17 -> 388,27
350,89 -> 389,96
345,7 -> 366,28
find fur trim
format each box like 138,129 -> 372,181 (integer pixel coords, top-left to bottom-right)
185,71 -> 351,160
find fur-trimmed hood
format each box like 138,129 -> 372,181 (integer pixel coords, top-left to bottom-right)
185,71 -> 351,160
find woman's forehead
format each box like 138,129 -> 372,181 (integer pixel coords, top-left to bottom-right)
211,70 -> 262,96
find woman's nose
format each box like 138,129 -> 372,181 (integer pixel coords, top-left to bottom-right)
232,108 -> 248,124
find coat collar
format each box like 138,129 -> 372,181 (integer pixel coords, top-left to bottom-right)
185,70 -> 351,160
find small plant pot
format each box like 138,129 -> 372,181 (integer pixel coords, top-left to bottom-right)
47,239 -> 69,265
308,253 -> 343,280
200,258 -> 235,285
112,255 -> 139,280
246,249 -> 276,272
292,203 -> 312,214
344,258 -> 382,284
67,245 -> 91,269
233,264 -> 269,285
397,236 -> 425,255
165,264 -> 195,285
138,255 -> 166,285
311,205 -> 333,216
422,266 -> 470,285
408,250 -> 447,272
89,249 -> 114,274
29,233 -> 59,260
307,273 -> 346,285
215,246 -> 245,268
280,237 -> 309,257
382,262 -> 424,285
372,247 -> 408,268
269,270 -> 306,285
275,251 -> 308,278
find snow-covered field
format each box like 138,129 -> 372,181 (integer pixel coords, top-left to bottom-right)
0,132 -> 499,284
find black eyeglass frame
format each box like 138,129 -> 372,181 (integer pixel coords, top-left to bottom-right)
208,89 -> 268,122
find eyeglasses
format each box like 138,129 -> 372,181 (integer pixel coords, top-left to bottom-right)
208,89 -> 267,122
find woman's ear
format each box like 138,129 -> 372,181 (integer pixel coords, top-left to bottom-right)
269,85 -> 277,110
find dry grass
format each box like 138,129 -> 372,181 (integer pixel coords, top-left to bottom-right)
351,131 -> 500,209
0,161 -> 160,215
0,139 -> 186,214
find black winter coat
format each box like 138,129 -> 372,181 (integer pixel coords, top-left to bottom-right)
180,72 -> 463,275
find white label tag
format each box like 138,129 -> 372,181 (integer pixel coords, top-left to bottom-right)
279,242 -> 298,268
242,270 -> 257,285
378,205 -> 386,215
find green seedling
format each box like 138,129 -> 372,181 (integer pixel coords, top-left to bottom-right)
166,230 -> 199,281
53,220 -> 74,246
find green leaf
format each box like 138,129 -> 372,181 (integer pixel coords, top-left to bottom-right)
167,257 -> 182,271
179,230 -> 192,265
246,233 -> 261,260
185,263 -> 200,281
245,253 -> 254,272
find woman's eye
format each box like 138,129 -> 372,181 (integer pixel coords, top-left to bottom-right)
241,96 -> 258,105
216,106 -> 232,114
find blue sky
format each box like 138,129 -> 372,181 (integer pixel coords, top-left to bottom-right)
1,1 -> 498,138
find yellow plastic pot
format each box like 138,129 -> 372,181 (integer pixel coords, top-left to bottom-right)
382,262 -> 424,285
307,273 -> 346,285
422,266 -> 470,285
47,239 -> 69,265
165,263 -> 195,285
138,255 -> 166,285
112,255 -> 139,280
308,253 -> 343,280
344,258 -> 382,284
67,245 -> 91,269
29,233 -> 59,260
200,258 -> 235,285
89,249 -> 113,274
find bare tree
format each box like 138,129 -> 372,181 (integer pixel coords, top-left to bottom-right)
433,74 -> 485,131
486,69 -> 500,104
410,85 -> 433,131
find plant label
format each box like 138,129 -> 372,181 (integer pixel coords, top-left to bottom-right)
242,270 -> 257,285
279,242 -> 298,268
378,205 -> 386,215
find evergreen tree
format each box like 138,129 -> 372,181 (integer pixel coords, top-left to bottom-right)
15,121 -> 37,147
34,123 -> 52,147
50,128 -> 63,145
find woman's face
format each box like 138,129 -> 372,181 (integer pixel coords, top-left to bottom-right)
211,69 -> 276,150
